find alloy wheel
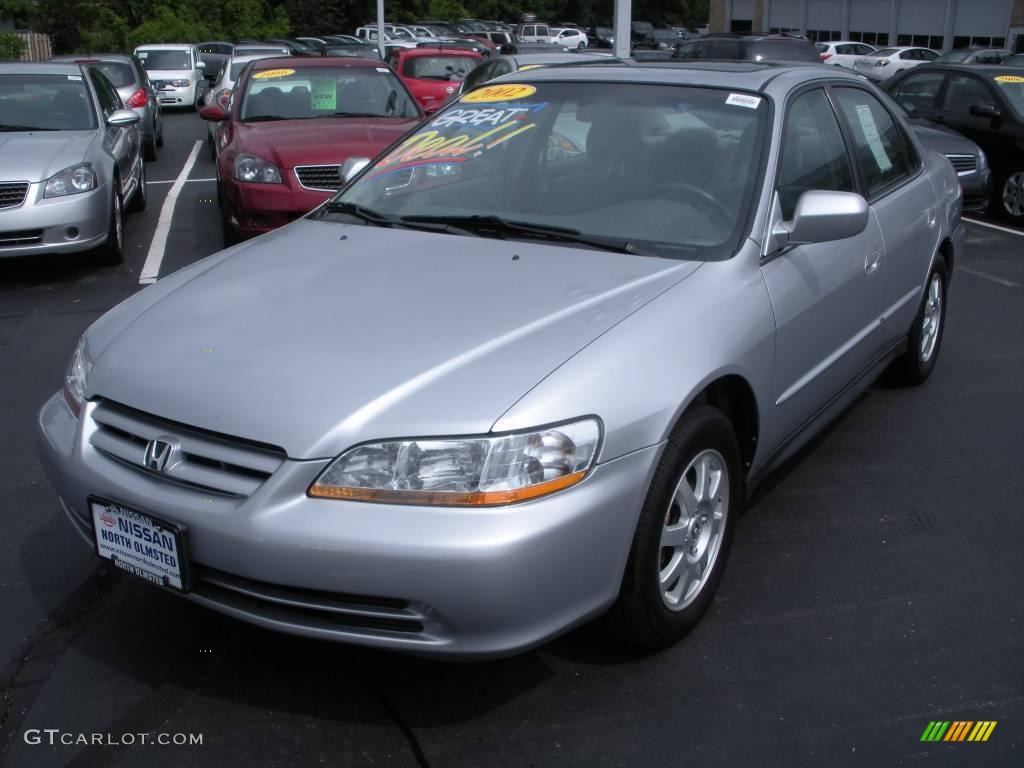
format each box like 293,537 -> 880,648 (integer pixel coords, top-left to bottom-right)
919,272 -> 942,363
1003,171 -> 1024,218
659,449 -> 729,611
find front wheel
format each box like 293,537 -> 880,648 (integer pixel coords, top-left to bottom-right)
607,405 -> 741,649
996,163 -> 1024,223
93,186 -> 124,266
888,255 -> 947,385
578,41 -> 585,50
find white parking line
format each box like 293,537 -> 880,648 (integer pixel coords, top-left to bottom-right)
960,267 -> 1020,288
147,177 -> 216,185
139,140 -> 203,285
963,217 -> 1024,238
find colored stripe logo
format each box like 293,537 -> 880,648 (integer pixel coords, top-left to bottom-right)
920,721 -> 996,742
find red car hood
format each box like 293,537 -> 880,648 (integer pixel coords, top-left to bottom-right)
233,117 -> 421,169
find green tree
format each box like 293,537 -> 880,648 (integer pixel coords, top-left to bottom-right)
0,31 -> 26,60
427,0 -> 467,21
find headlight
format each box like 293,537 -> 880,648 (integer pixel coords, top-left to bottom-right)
234,153 -> 282,183
62,336 -> 92,416
44,163 -> 97,198
309,417 -> 601,506
977,147 -> 988,170
171,79 -> 191,87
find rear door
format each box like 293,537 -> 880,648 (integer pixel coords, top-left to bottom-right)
935,72 -> 1006,152
89,69 -> 138,195
830,85 -> 936,338
761,86 -> 888,431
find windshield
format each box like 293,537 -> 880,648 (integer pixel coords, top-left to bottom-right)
241,66 -> 419,120
405,55 -> 476,80
91,62 -> 134,87
992,74 -> 1024,118
0,74 -> 97,131
332,82 -> 767,259
138,50 -> 191,70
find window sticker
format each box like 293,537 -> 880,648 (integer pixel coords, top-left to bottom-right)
854,103 -> 893,173
994,75 -> 1024,83
311,77 -> 336,111
461,84 -> 537,103
253,68 -> 295,80
725,92 -> 761,109
518,64 -> 545,71
369,101 -> 546,178
375,67 -> 390,73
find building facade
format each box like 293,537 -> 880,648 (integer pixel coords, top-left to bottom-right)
711,0 -> 1024,52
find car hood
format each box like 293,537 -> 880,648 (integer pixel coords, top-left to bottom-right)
86,220 -> 699,459
234,118 -> 421,169
144,69 -> 194,82
0,131 -> 96,183
907,118 -> 977,154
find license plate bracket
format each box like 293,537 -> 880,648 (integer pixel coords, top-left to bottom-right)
89,497 -> 191,592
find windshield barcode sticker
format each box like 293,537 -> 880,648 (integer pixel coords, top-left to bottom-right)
726,93 -> 761,109
67,75 -> 82,81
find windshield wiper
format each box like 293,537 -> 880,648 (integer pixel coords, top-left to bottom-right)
323,201 -> 476,236
399,214 -> 642,254
242,115 -> 284,122
312,111 -> 387,118
0,124 -> 59,131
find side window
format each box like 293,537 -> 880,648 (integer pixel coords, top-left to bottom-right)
715,40 -> 741,58
892,72 -> 944,110
856,44 -> 874,55
832,87 -> 917,198
920,49 -> 939,61
942,75 -> 996,115
899,49 -> 917,60
836,44 -> 852,55
675,42 -> 697,58
777,89 -> 855,220
89,70 -> 117,114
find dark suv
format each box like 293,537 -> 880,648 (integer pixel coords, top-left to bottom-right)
673,34 -> 820,63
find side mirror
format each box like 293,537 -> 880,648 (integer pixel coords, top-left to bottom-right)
776,190 -> 869,246
199,105 -> 227,122
197,61 -> 206,69
341,157 -> 370,182
900,101 -> 918,116
107,109 -> 141,126
423,101 -> 444,115
969,103 -> 1001,118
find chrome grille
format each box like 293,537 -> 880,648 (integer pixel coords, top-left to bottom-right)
0,181 -> 29,209
944,153 -> 977,176
295,164 -> 342,192
0,229 -> 43,247
89,400 -> 285,498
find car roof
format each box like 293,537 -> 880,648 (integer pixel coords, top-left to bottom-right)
492,60 -> 864,92
51,53 -> 135,63
249,56 -> 385,69
899,63 -> 1023,74
507,52 -> 618,66
135,43 -> 193,50
396,46 -> 480,58
0,62 -> 86,75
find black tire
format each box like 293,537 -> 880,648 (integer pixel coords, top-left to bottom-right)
144,134 -> 157,161
607,404 -> 742,649
888,255 -> 947,386
220,194 -> 240,247
128,161 -> 147,212
156,117 -> 164,147
93,185 -> 124,266
994,163 -> 1024,223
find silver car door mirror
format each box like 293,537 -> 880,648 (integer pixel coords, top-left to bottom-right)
777,190 -> 869,246
107,109 -> 141,126
341,157 -> 371,182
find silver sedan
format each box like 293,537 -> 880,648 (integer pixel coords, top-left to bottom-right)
37,63 -> 962,658
0,62 -> 146,264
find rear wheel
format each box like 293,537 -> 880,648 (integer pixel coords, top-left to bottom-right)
128,161 -> 147,212
607,405 -> 741,649
889,255 -> 947,385
93,185 -> 124,266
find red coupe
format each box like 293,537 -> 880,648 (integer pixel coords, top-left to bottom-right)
200,56 -> 423,242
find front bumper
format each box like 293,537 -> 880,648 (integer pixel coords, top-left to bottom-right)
221,176 -> 332,238
156,83 -> 196,108
37,393 -> 659,658
961,168 -> 993,212
0,183 -> 110,259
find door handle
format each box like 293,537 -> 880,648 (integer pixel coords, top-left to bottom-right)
865,247 -> 881,276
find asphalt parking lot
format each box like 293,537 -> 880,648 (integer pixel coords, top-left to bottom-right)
1,110 -> 1022,767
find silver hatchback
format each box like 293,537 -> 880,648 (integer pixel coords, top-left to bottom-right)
37,63 -> 962,658
0,62 -> 146,263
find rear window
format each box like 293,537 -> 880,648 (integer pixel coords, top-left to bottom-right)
137,50 -> 191,70
91,62 -> 134,88
745,40 -> 820,62
405,56 -> 476,81
868,48 -> 897,57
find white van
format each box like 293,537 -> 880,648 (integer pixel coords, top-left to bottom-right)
518,23 -> 554,44
134,44 -> 205,110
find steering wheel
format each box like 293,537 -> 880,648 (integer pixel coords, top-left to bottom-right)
645,181 -> 734,229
